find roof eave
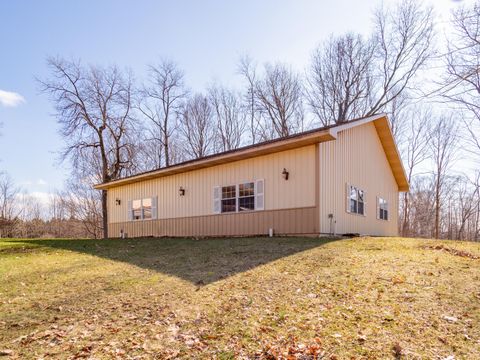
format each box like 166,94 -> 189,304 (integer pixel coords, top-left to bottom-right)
94,129 -> 334,190
94,113 -> 410,192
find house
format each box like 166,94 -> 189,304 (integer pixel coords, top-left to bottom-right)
94,113 -> 409,238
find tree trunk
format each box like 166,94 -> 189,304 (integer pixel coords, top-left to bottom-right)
102,189 -> 108,239
402,192 -> 409,237
164,132 -> 169,167
434,178 -> 441,239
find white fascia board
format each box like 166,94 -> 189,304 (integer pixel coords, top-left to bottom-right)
328,113 -> 387,139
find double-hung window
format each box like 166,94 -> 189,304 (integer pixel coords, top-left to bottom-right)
129,197 -> 157,221
132,199 -> 142,220
221,186 -> 237,213
214,180 -> 263,214
378,197 -> 388,220
238,182 -> 255,211
142,198 -> 152,220
347,185 -> 365,215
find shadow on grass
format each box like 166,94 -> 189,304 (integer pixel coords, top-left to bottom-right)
3,237 -> 341,285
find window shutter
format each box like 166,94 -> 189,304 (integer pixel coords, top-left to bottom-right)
152,196 -> 158,220
255,179 -> 264,210
127,200 -> 133,221
376,196 -> 380,220
363,191 -> 367,217
236,184 -> 239,212
345,183 -> 351,213
213,186 -> 221,214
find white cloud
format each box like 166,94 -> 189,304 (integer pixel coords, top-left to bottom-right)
29,191 -> 52,205
0,89 -> 25,107
21,178 -> 48,187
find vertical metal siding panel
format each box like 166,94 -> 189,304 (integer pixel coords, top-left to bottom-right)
108,145 -> 323,236
254,208 -> 260,235
195,217 -> 204,236
257,211 -> 263,235
279,210 -> 286,234
275,210 -> 282,234
216,213 -> 221,237
335,123 -> 399,235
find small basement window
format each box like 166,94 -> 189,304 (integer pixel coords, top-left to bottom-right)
348,185 -> 365,215
378,197 -> 388,220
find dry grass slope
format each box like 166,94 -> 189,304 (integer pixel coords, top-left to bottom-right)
0,236 -> 479,359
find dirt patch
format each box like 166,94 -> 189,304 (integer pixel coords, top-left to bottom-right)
422,244 -> 479,260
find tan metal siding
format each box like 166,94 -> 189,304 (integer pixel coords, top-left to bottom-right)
318,122 -> 399,236
109,207 -> 317,238
105,122 -> 401,238
108,145 -> 316,224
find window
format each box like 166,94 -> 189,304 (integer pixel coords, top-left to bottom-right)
214,180 -> 263,214
348,185 -> 365,215
238,182 -> 255,211
131,198 -> 154,220
378,197 -> 388,220
221,185 -> 237,213
143,198 -> 152,220
132,200 -> 142,220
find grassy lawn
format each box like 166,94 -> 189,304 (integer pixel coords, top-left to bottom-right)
0,236 -> 479,359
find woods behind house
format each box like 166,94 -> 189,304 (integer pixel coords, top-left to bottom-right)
1,0 -> 479,240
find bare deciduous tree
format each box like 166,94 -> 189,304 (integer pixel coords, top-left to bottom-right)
307,34 -> 374,126
407,176 -> 436,238
63,177 -> 103,239
0,172 -> 20,237
399,107 -> 431,236
179,94 -> 215,159
452,177 -> 480,240
255,63 -> 304,139
138,60 -> 186,168
307,0 -> 434,126
368,0 -> 434,115
428,116 -> 458,239
238,55 -> 259,144
208,84 -> 246,152
39,57 -> 139,238
441,1 -> 480,158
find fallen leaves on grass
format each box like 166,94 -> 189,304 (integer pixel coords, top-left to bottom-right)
392,342 -> 403,357
0,350 -> 13,357
442,315 -> 458,323
2,237 -> 480,358
422,244 -> 479,260
257,336 -> 327,359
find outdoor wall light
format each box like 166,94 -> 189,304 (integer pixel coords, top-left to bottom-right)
115,198 -> 121,206
179,186 -> 186,196
282,168 -> 289,180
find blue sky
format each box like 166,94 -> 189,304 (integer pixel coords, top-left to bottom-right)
0,0 -> 469,201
